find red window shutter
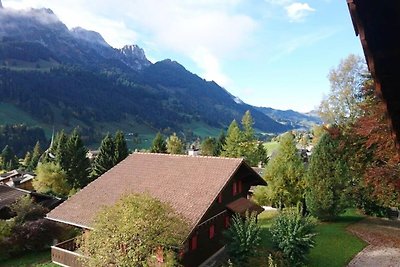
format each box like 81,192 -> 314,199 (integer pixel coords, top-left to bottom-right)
209,224 -> 215,239
191,235 -> 198,250
225,216 -> 230,228
238,180 -> 242,193
232,181 -> 237,195
218,193 -> 222,203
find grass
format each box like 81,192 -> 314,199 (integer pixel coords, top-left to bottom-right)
263,141 -> 280,157
0,250 -> 57,267
258,209 -> 367,267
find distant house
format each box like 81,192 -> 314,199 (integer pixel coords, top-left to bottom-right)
47,152 -> 267,267
86,150 -> 100,161
0,185 -> 62,219
0,170 -> 36,190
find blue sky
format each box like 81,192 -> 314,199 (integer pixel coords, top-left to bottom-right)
4,0 -> 364,112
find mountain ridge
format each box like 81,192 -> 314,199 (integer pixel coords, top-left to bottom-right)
0,6 -> 295,147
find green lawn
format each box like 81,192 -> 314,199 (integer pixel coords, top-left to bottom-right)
258,209 -> 367,267
0,250 -> 57,267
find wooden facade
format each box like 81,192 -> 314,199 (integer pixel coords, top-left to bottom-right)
181,164 -> 264,266
51,238 -> 84,267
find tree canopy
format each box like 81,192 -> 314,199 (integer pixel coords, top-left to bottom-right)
79,194 -> 189,267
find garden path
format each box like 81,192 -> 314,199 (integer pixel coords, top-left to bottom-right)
347,217 -> 400,267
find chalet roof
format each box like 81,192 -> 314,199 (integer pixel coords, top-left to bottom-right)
226,197 -> 264,216
347,0 -> 400,144
0,185 -> 29,209
47,153 -> 266,230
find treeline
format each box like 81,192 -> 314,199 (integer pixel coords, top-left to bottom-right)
149,111 -> 268,167
0,124 -> 47,157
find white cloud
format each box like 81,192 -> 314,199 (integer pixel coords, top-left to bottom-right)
192,47 -> 230,87
285,2 -> 315,22
264,0 -> 315,22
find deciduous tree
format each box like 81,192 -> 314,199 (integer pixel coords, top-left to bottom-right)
79,194 -> 189,267
166,133 -> 184,155
319,54 -> 368,128
33,162 -> 71,197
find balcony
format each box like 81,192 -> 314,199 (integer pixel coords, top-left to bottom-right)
51,238 -> 85,267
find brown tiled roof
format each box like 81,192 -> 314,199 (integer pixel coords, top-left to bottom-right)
47,153 -> 261,230
0,185 -> 29,209
226,197 -> 264,215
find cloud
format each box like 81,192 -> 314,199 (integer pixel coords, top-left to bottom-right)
285,3 -> 315,22
192,47 -> 230,87
265,0 -> 315,22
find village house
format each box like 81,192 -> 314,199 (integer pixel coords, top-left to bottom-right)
47,152 -> 266,267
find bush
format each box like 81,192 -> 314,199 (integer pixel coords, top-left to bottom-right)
269,210 -> 317,266
223,212 -> 261,266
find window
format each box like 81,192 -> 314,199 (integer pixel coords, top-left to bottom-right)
224,215 -> 230,228
238,180 -> 243,193
232,181 -> 237,195
209,224 -> 215,239
190,235 -> 198,251
218,193 -> 222,203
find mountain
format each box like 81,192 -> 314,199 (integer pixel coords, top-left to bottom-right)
255,107 -> 321,130
0,6 -> 290,147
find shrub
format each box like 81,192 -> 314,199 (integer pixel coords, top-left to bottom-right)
224,212 -> 261,266
269,210 -> 317,266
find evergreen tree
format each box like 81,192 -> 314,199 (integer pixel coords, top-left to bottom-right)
65,129 -> 91,189
27,141 -> 41,171
242,110 -> 255,142
222,120 -> 243,158
150,132 -> 167,153
262,132 -> 305,209
114,131 -> 129,164
201,137 -> 217,156
52,131 -> 69,169
306,132 -> 350,220
1,145 -> 19,171
166,133 -> 184,155
214,130 -> 226,156
91,134 -> 116,178
23,151 -> 32,169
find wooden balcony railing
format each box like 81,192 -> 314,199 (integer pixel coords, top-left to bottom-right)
51,238 -> 85,267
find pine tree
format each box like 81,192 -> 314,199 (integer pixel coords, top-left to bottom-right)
214,131 -> 226,156
114,131 -> 129,164
242,110 -> 255,142
65,129 -> 90,189
1,145 -> 18,171
27,141 -> 41,171
150,132 -> 167,153
166,133 -> 184,155
306,132 -> 350,220
222,120 -> 243,158
201,137 -> 217,156
262,132 -> 305,209
91,134 -> 116,178
23,151 -> 32,169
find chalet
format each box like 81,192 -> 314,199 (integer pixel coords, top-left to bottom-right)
47,152 -> 267,267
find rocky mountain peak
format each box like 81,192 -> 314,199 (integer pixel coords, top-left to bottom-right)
118,44 -> 151,70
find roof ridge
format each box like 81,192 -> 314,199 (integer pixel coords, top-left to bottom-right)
133,151 -> 244,161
